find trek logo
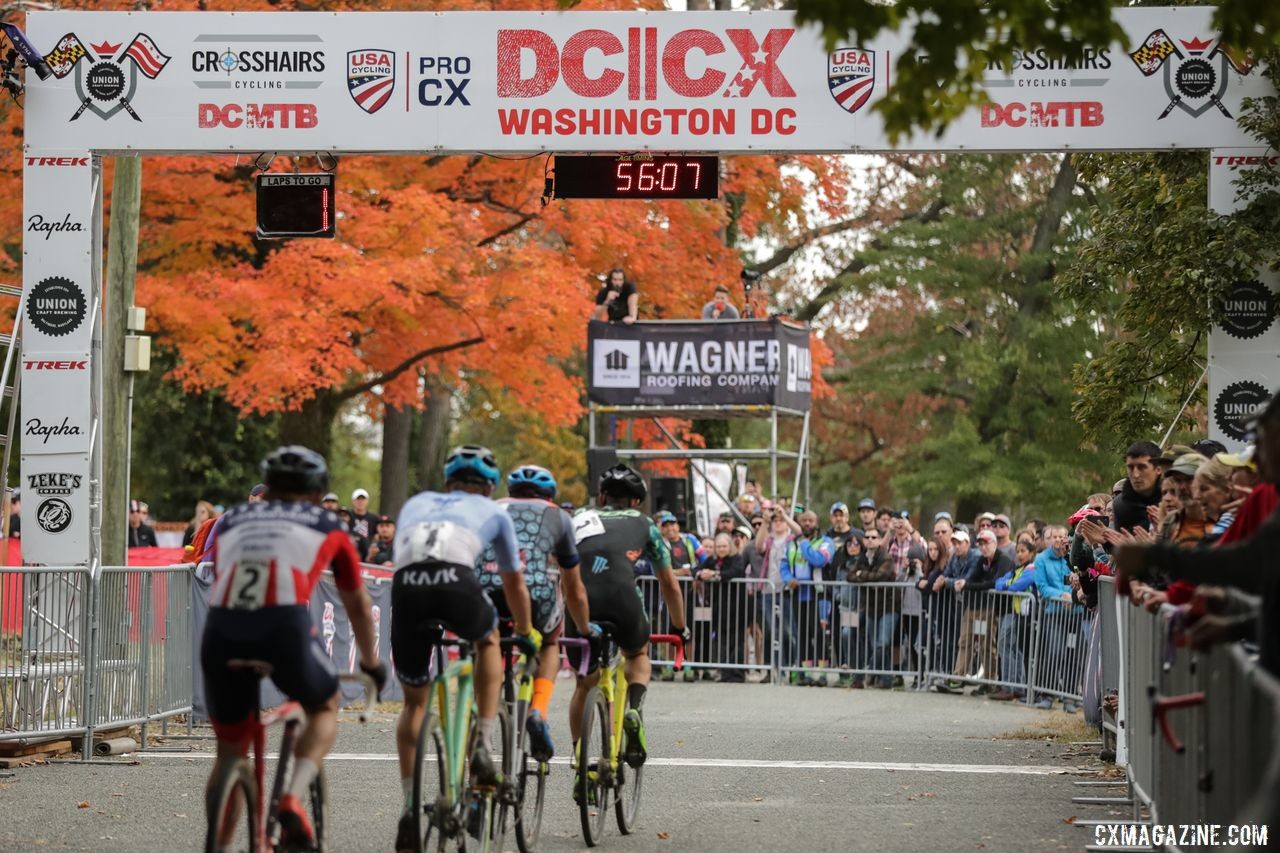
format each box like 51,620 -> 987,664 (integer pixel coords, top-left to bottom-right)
42,32 -> 171,121
1129,30 -> 1255,119
591,556 -> 609,575
398,566 -> 460,586
980,101 -> 1103,127
23,360 -> 87,370
496,27 -> 795,100
27,214 -> 84,241
24,157 -> 89,167
1212,155 -> 1280,167
198,103 -> 318,129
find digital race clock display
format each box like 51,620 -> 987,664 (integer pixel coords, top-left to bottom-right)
554,155 -> 719,200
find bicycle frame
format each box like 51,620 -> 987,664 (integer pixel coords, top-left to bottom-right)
430,644 -> 478,805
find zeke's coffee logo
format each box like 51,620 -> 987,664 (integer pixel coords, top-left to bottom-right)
828,47 -> 875,114
1214,380 -> 1269,441
36,498 -> 73,534
1219,279 -> 1276,340
27,276 -> 87,337
1128,30 -> 1255,119
28,471 -> 83,496
42,32 -> 171,121
27,214 -> 85,241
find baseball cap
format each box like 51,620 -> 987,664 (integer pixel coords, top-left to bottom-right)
1215,448 -> 1256,469
1168,452 -> 1204,478
733,525 -> 752,538
978,511 -> 996,522
830,501 -> 848,514
129,498 -> 142,512
1153,444 -> 1196,466
322,492 -> 339,503
976,529 -> 997,544
249,484 -> 266,498
352,488 -> 369,500
897,510 -> 911,519
657,511 -> 678,524
857,498 -> 875,510
1191,438 -> 1227,458
993,513 -> 1011,526
377,514 -> 393,524
951,529 -> 970,543
934,511 -> 953,522
1112,479 -> 1127,496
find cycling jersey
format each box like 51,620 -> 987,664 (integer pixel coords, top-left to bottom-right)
480,497 -> 580,634
208,500 -> 362,610
391,489 -> 522,686
567,506 -> 671,657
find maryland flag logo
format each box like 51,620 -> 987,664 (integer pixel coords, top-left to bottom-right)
1128,29 -> 1256,120
41,32 -> 171,122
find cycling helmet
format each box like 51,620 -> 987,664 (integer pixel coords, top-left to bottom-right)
507,464 -> 557,499
443,444 -> 501,486
598,464 -> 647,502
260,445 -> 329,494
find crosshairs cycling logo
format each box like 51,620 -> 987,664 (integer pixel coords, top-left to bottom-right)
1128,29 -> 1255,119
42,32 -> 171,121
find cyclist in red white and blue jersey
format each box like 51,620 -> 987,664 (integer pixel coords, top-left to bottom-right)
201,446 -> 387,851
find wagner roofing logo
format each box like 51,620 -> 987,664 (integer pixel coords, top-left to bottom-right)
44,33 -> 171,121
593,340 -> 640,388
1128,30 -> 1255,119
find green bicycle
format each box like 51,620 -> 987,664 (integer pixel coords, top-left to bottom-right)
574,625 -> 684,847
409,622 -> 509,853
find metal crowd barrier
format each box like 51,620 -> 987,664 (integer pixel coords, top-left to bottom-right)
0,564 -> 194,756
1097,578 -> 1280,843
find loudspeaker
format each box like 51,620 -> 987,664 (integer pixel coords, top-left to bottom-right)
650,476 -> 689,522
585,447 -> 619,494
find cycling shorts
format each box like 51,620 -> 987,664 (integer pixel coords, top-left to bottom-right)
565,584 -> 650,672
485,586 -> 564,642
390,561 -> 497,687
200,605 -> 338,741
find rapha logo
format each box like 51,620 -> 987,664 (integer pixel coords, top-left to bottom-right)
1128,30 -> 1255,119
25,417 -> 84,446
42,32 -> 171,121
593,340 -> 640,388
27,214 -> 84,241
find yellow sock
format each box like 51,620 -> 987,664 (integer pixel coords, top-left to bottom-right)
532,677 -> 554,717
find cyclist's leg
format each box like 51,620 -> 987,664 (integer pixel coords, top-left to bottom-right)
200,609 -> 259,837
390,568 -> 439,802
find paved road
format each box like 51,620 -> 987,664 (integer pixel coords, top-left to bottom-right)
0,682 -> 1101,852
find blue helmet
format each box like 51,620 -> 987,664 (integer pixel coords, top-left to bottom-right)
507,464 -> 557,499
443,444 -> 500,486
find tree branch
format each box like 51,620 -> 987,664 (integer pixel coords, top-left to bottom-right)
750,214 -> 874,277
337,335 -> 485,403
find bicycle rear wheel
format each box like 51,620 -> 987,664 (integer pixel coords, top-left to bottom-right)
485,706 -> 513,853
205,758 -> 259,853
514,747 -> 548,853
308,768 -> 328,853
576,687 -> 610,847
614,731 -> 643,835
412,710 -> 452,853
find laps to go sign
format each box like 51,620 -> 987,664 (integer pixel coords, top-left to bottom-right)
554,155 -> 719,200
255,173 -> 336,239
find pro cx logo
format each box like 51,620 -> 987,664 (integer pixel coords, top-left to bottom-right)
43,32 -> 171,121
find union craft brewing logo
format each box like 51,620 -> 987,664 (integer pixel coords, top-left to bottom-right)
42,32 -> 171,121
1214,379 -> 1269,441
828,47 -> 875,114
347,49 -> 395,114
1219,279 -> 1276,340
1127,30 -> 1255,119
27,276 -> 86,338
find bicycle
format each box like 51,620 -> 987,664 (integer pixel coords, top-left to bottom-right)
573,627 -> 684,847
204,662 -> 376,853
408,621 -> 506,853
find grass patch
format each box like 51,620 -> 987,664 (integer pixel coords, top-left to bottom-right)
995,712 -> 1099,743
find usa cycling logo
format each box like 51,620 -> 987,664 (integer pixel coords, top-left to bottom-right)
828,47 -> 875,114
348,49 -> 395,114
1128,29 -> 1255,119
43,32 -> 171,121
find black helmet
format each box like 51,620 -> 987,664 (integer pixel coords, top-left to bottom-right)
260,445 -> 329,494
598,464 -> 646,502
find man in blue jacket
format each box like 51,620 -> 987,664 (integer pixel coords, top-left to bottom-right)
1033,525 -> 1079,711
931,529 -> 980,689
781,510 -> 833,681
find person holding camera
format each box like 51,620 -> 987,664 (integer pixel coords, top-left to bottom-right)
701,285 -> 740,320
592,267 -> 638,324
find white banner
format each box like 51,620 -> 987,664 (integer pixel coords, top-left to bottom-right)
22,8 -> 1272,154
20,453 -> 91,566
22,152 -> 96,352
1207,149 -> 1280,450
21,351 -> 91,455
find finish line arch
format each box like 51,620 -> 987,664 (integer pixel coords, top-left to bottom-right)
16,7 -> 1273,566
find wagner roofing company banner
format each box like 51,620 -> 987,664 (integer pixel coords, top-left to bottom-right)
589,319 -> 811,410
22,7 -> 1271,154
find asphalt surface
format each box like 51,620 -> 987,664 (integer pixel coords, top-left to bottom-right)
0,681 -> 1105,852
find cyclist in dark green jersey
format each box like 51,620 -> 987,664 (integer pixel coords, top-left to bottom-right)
566,465 -> 690,769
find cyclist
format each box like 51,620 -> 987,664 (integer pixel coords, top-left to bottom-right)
391,445 -> 541,853
479,464 -> 597,762
567,464 -> 690,773
201,446 -> 387,852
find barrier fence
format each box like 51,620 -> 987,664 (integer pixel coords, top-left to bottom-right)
1096,576 -> 1279,845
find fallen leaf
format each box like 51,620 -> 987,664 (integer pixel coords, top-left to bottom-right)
1063,816 -> 1077,824
77,801 -> 90,809
752,796 -> 764,802
657,832 -> 671,840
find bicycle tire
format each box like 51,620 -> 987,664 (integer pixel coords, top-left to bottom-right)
513,747 -> 548,853
576,687 -> 610,847
614,721 -> 643,835
308,767 -> 328,853
412,710 -> 452,853
204,758 -> 259,853
486,705 -> 513,853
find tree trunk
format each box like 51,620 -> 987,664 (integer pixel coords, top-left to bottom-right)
380,403 -> 412,518
416,376 -> 452,493
280,392 -> 340,460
